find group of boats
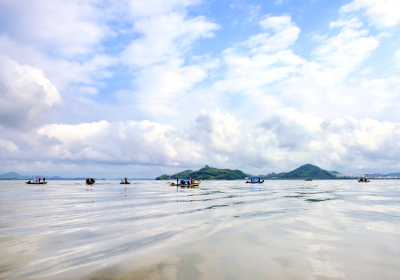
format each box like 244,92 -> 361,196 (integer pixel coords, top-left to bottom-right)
86,177 -> 131,185
25,176 -> 373,186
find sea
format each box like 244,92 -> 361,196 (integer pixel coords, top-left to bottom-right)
0,179 -> 400,279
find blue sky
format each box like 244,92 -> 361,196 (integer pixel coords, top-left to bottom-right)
1,0 -> 400,178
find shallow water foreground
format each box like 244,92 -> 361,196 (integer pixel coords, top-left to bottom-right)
1,180 -> 400,279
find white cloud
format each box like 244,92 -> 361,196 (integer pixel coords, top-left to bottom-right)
131,58 -> 207,116
313,18 -> 379,74
0,138 -> 19,153
37,120 -> 204,166
395,50 -> 400,69
127,0 -> 201,17
0,55 -> 61,129
121,12 -> 219,67
247,15 -> 300,53
118,5 -> 219,116
213,16 -> 304,95
0,0 -> 111,57
28,110 -> 400,173
1,108 -> 400,175
340,0 -> 400,29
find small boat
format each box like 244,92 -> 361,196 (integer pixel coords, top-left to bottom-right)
86,178 -> 95,185
246,179 -> 264,184
26,181 -> 47,184
358,178 -> 370,183
120,177 -> 131,184
171,179 -> 201,187
305,178 -> 312,181
26,176 -> 47,184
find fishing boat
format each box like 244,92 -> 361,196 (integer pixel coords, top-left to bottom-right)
246,178 -> 264,184
86,178 -> 95,185
170,179 -> 201,187
26,176 -> 47,184
26,180 -> 47,185
358,178 -> 370,183
120,177 -> 131,184
305,178 -> 312,181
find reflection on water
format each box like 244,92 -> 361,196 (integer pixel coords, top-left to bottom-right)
1,180 -> 400,279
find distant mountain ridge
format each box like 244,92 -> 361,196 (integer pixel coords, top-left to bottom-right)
0,172 -> 30,179
156,166 -> 248,180
0,172 -> 105,180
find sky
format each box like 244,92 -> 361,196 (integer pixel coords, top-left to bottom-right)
1,0 -> 400,178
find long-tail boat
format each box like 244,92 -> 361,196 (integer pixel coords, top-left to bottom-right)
86,178 -> 95,185
246,178 -> 264,184
358,178 -> 370,182
26,180 -> 47,185
170,179 -> 201,187
120,177 -> 131,184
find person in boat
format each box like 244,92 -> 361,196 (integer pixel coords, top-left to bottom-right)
258,178 -> 260,182
124,178 -> 128,184
90,178 -> 94,183
38,177 -> 41,183
43,177 -> 45,183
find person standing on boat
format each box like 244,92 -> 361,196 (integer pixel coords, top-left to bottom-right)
43,177 -> 45,183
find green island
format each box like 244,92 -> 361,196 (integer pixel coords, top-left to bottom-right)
156,166 -> 248,180
265,164 -> 336,179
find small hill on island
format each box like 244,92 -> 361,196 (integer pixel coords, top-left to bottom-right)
277,164 -> 336,179
156,166 -> 248,180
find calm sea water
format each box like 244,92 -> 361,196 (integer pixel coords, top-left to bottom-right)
1,180 -> 400,280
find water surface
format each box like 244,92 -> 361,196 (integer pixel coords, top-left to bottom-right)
1,180 -> 400,279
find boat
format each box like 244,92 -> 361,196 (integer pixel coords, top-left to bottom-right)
86,178 -> 95,185
26,181 -> 47,185
246,178 -> 264,184
26,176 -> 47,184
170,179 -> 201,187
358,178 -> 370,183
120,177 -> 131,184
305,178 -> 312,181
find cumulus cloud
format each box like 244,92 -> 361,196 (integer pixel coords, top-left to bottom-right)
0,109 -> 398,174
0,56 -> 60,129
340,0 -> 400,29
37,120 -> 204,166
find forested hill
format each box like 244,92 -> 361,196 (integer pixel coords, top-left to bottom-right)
156,167 -> 248,180
278,164 -> 336,179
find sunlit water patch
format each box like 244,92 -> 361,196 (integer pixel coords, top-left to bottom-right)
1,180 -> 400,279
